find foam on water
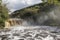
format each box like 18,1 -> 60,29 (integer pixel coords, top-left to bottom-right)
0,26 -> 60,40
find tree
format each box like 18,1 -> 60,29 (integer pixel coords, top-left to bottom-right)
42,0 -> 60,5
0,0 -> 9,28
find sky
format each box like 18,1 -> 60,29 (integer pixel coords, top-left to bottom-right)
2,0 -> 42,13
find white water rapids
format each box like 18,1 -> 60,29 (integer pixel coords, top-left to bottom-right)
0,26 -> 60,40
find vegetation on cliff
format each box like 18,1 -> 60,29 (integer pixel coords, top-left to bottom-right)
0,0 -> 9,28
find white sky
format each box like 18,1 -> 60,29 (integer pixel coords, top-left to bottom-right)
2,0 -> 42,13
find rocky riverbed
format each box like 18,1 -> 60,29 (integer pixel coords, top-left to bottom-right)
0,26 -> 60,40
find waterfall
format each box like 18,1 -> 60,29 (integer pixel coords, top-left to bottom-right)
3,5 -> 60,40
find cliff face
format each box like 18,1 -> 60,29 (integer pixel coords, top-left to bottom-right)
10,3 -> 60,26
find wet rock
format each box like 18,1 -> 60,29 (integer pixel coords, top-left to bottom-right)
23,33 -> 32,38
19,39 -> 24,40
1,35 -> 8,40
26,38 -> 34,40
51,31 -> 58,33
13,33 -> 20,36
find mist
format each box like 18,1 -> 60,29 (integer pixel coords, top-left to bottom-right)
21,6 -> 60,26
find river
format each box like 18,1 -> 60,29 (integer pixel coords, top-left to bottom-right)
0,26 -> 60,40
